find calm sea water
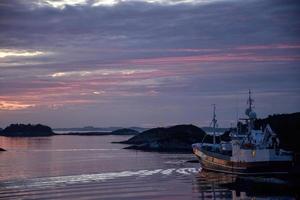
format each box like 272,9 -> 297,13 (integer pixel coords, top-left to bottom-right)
0,135 -> 297,199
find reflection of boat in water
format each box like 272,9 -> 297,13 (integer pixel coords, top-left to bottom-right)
194,170 -> 299,199
192,90 -> 293,175
192,170 -> 236,199
222,175 -> 300,198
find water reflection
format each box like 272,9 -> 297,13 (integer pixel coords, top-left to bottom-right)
0,136 -> 52,150
193,170 -> 235,199
0,135 -> 155,181
0,136 -> 298,199
194,169 -> 298,199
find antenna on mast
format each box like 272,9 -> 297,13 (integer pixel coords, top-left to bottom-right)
247,89 -> 254,112
211,104 -> 218,145
236,95 -> 239,125
245,89 -> 256,134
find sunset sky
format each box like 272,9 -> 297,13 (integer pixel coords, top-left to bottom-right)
0,0 -> 299,128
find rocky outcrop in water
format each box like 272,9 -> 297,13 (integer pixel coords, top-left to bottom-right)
119,124 -> 212,152
0,124 -> 54,137
111,128 -> 139,135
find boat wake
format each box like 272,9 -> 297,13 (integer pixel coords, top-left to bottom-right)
2,168 -> 199,189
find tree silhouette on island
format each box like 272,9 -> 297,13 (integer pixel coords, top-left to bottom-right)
0,124 -> 54,137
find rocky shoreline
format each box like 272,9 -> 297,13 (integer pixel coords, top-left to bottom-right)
117,124 -> 213,152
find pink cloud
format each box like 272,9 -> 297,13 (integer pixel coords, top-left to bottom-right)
127,53 -> 300,65
2,42 -> 300,111
236,44 -> 300,50
0,68 -> 190,109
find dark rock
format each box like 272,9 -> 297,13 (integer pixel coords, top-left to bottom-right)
0,148 -> 6,151
111,128 -> 139,135
1,124 -> 54,137
120,124 -> 212,152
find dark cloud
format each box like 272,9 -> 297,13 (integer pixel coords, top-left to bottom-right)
0,0 -> 299,127
1,0 -> 300,49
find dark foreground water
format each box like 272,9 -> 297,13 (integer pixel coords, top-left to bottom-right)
0,135 -> 297,199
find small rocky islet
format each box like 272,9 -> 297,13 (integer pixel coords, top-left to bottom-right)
118,124 -> 222,152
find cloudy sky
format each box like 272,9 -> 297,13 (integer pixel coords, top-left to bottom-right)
0,0 -> 299,128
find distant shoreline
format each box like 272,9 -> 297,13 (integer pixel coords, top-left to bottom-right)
54,131 -> 111,135
0,125 -> 139,137
54,132 -> 135,136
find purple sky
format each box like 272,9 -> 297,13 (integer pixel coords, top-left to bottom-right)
0,0 -> 300,128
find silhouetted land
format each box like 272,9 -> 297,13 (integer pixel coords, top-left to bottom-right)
0,124 -> 54,137
201,126 -> 228,133
57,128 -> 139,136
53,126 -> 147,133
118,124 -> 213,152
0,126 -> 4,150
118,112 -> 300,153
254,112 -> 300,152
57,132 -> 111,136
220,112 -> 300,152
1,112 -> 299,153
111,128 -> 139,135
204,112 -> 300,153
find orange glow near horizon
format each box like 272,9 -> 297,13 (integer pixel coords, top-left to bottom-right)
0,101 -> 35,111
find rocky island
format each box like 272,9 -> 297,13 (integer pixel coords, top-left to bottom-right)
0,124 -> 54,137
118,124 -> 215,152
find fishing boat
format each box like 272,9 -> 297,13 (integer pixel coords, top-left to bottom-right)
192,91 -> 293,175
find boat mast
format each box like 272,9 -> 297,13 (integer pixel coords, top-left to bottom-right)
211,104 -> 217,145
247,90 -> 253,113
246,89 -> 255,134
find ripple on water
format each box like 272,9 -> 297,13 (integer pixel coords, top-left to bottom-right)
0,167 -> 200,200
1,167 -> 199,189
